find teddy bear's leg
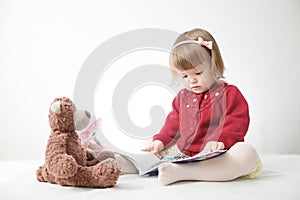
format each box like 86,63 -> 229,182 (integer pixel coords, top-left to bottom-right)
68,158 -> 121,188
92,158 -> 121,187
48,154 -> 78,179
36,165 -> 47,182
36,164 -> 56,183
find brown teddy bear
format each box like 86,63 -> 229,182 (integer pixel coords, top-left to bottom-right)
36,97 -> 121,188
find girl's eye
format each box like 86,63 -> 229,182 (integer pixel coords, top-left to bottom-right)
182,75 -> 188,79
195,72 -> 203,75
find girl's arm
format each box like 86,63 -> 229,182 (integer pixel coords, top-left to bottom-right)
152,96 -> 181,148
211,85 -> 250,149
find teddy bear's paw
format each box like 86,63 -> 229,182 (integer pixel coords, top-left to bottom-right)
49,154 -> 78,178
99,158 -> 121,176
36,166 -> 46,182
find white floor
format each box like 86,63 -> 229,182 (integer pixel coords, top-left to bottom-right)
0,154 -> 299,200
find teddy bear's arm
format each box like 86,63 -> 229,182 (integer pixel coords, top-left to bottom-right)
85,149 -> 116,166
85,150 -> 99,166
46,133 -> 78,178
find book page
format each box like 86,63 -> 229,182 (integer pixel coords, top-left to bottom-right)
140,146 -> 227,176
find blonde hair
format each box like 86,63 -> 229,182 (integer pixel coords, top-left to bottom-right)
170,28 -> 225,83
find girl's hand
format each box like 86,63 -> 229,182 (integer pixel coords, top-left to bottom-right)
141,140 -> 165,159
203,141 -> 225,152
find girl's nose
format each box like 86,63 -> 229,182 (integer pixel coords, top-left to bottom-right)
189,76 -> 197,83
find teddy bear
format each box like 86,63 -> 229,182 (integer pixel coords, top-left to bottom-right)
36,97 -> 121,188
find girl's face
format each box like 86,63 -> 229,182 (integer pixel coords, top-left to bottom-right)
176,66 -> 216,94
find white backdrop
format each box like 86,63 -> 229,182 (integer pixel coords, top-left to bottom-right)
0,0 -> 299,160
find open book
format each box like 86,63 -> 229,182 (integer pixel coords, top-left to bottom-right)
128,145 -> 226,176
76,115 -> 226,176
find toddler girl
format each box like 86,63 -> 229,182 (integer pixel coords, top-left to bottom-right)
142,28 -> 262,185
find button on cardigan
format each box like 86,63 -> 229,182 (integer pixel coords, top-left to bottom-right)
153,82 -> 250,156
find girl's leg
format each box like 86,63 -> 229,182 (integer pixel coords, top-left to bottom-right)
158,142 -> 262,185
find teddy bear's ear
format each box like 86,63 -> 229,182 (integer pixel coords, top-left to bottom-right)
50,101 -> 61,114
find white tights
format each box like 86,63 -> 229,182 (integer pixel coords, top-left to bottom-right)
115,142 -> 261,186
158,142 -> 261,185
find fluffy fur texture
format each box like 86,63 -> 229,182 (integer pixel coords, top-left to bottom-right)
36,97 -> 120,188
